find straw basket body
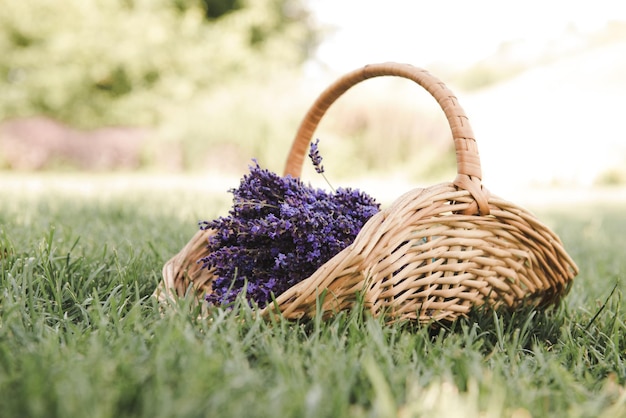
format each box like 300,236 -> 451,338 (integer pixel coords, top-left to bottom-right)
154,63 -> 578,323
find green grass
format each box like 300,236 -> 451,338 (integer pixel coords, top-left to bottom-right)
0,176 -> 625,418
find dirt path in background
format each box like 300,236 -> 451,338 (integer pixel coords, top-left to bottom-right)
2,173 -> 625,211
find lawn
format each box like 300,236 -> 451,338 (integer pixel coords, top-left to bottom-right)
0,174 -> 625,418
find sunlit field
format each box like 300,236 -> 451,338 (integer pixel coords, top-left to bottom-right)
2,2 -> 625,417
1,174 -> 624,417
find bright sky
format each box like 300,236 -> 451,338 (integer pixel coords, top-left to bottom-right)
307,1 -> 626,190
311,0 -> 626,71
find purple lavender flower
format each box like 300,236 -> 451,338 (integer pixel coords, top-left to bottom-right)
199,159 -> 380,309
308,138 -> 324,174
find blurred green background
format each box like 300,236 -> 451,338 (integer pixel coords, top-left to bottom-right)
0,0 -> 469,183
1,0 -> 625,188
0,0 -> 323,175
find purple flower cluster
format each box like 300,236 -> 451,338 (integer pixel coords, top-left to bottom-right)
199,159 -> 380,308
308,138 -> 324,174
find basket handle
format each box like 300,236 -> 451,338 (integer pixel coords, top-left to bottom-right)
282,62 -> 490,215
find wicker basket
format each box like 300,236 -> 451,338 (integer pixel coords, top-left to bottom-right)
154,62 -> 578,323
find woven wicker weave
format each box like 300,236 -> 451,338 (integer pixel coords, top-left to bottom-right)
154,62 -> 578,323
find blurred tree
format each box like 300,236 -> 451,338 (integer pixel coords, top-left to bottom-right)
201,0 -> 243,19
0,0 -> 319,128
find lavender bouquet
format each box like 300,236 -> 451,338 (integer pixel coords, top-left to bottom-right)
199,140 -> 380,308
